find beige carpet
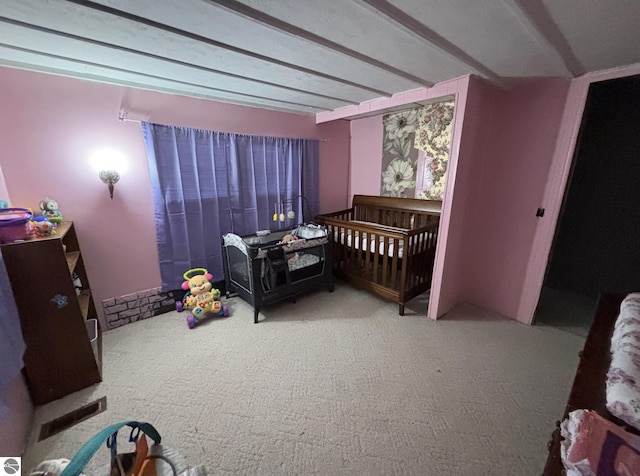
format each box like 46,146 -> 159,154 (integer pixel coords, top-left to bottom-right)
22,282 -> 584,475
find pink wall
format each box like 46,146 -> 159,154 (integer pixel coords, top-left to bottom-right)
0,67 -> 350,323
317,120 -> 351,213
450,76 -> 570,321
432,76 -> 486,317
0,167 -> 9,205
349,116 -> 384,199
0,91 -> 10,205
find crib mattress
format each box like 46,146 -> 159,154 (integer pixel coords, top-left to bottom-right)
337,229 -> 435,259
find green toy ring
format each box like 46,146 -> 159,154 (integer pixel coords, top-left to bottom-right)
182,267 -> 209,281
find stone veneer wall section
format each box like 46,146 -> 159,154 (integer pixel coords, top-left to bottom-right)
103,287 -> 177,329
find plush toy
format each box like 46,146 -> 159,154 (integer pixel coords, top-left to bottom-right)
40,198 -> 63,224
282,234 -> 298,243
177,267 -> 229,328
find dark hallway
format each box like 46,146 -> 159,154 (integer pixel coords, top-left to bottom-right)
535,74 -> 640,334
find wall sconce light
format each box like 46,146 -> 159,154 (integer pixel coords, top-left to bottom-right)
98,169 -> 120,200
90,150 -> 127,200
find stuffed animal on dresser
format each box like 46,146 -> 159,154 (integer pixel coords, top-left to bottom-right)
40,198 -> 63,224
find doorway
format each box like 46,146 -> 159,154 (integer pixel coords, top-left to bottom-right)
534,74 -> 640,335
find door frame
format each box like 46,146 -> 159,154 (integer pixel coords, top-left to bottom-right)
517,63 -> 640,325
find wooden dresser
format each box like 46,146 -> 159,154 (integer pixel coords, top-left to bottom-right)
1,221 -> 102,404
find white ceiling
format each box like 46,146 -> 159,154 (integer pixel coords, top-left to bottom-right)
1,0 -> 640,116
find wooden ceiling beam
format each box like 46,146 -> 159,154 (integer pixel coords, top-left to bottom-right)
209,0 -> 434,88
63,0 -> 390,97
504,0 -> 585,76
356,0 -> 502,84
0,42 -> 331,112
0,16 -> 354,108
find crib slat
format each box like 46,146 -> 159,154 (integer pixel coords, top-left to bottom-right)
408,235 -> 416,290
390,237 -> 398,291
381,236 -> 389,287
372,234 -> 380,284
351,230 -> 357,271
364,231 -> 372,279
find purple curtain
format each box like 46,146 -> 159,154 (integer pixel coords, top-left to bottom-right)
142,123 -> 319,290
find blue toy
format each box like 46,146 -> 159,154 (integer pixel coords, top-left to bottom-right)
176,267 -> 229,328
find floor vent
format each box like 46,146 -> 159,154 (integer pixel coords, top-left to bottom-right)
38,396 -> 107,441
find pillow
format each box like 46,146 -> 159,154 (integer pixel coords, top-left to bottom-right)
561,409 -> 640,475
607,293 -> 640,430
612,293 -> 640,351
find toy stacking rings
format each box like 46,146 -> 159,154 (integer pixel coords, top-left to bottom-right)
182,267 -> 209,281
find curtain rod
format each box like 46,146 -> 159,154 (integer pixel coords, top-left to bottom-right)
118,111 -> 142,123
118,111 -> 328,141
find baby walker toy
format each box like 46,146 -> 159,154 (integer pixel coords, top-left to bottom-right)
177,267 -> 229,328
